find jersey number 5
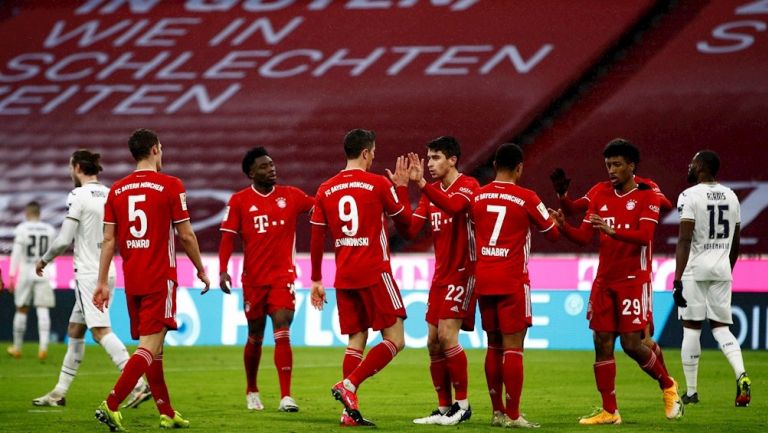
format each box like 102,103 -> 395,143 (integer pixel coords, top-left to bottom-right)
129,194 -> 148,238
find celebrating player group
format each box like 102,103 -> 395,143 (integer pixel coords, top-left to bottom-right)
11,128 -> 750,430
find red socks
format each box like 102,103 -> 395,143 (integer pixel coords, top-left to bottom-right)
343,347 -> 364,378
485,346 -> 504,412
651,341 -> 667,371
106,348 -> 153,411
640,349 -> 674,389
444,345 -> 468,401
244,336 -> 263,393
430,354 -> 452,407
502,349 -> 524,420
146,353 -> 174,417
347,339 -> 398,388
594,359 -> 618,414
273,327 -> 293,398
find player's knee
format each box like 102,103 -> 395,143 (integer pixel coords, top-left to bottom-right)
68,323 -> 87,339
90,326 -> 110,342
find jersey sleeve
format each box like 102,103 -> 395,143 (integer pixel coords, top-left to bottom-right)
526,192 -> 556,232
103,186 -> 117,225
639,192 -> 661,224
309,190 -> 327,226
377,176 -> 406,216
677,190 -> 695,221
584,183 -> 602,203
65,190 -> 83,221
731,190 -> 741,224
169,177 -> 191,224
292,186 -> 315,213
220,194 -> 241,234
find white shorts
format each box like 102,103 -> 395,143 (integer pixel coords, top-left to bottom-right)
14,278 -> 55,308
69,276 -> 115,329
678,279 -> 733,324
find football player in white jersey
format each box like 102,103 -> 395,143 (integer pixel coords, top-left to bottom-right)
31,150 -> 150,408
672,150 -> 750,407
7,201 -> 56,360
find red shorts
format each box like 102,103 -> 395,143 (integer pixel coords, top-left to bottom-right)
126,281 -> 178,340
336,272 -> 406,335
243,282 -> 296,321
588,279 -> 650,333
478,282 -> 532,334
426,276 -> 477,331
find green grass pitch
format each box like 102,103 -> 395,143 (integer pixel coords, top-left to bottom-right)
1,344 -> 766,432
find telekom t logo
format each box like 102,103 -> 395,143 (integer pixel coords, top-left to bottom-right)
431,213 -> 442,232
253,215 -> 269,233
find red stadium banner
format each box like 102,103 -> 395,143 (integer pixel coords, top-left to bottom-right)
0,0 -> 656,252
523,0 -> 768,255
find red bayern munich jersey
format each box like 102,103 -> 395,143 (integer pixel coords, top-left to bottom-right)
413,174 -> 480,286
471,181 -> 556,295
104,170 -> 189,295
220,185 -> 314,287
311,169 -> 406,289
587,187 -> 661,283
585,175 -> 665,205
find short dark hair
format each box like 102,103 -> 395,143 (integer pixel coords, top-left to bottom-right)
128,128 -> 159,161
603,138 -> 640,165
26,201 -> 41,216
494,143 -> 523,171
242,146 -> 269,176
697,150 -> 720,177
427,136 -> 461,163
71,149 -> 103,175
343,129 -> 376,159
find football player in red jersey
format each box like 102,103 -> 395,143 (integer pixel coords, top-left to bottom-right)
471,143 -> 559,428
309,129 -> 413,426
549,140 -> 672,384
396,137 -> 479,426
550,139 -> 683,425
219,147 -> 314,412
92,129 -> 210,431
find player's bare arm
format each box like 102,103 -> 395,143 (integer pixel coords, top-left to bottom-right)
93,223 -> 117,312
730,223 -> 740,271
176,220 -> 210,294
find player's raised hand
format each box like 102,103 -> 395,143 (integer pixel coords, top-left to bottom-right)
550,168 -> 571,196
407,152 -> 425,183
92,282 -> 110,312
310,281 -> 326,311
35,260 -> 47,277
219,271 -> 232,294
198,270 -> 211,295
386,155 -> 409,187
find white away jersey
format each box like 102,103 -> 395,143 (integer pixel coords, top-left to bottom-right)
12,220 -> 56,281
66,182 -> 115,276
677,183 -> 740,281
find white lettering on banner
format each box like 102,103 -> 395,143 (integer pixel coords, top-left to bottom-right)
696,2 -> 768,54
76,0 -> 480,14
303,291 -> 335,346
221,290 -> 248,345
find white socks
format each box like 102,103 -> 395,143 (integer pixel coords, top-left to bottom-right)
12,312 -> 27,350
712,326 -> 746,378
53,337 -> 85,397
99,332 -> 130,370
37,308 -> 51,352
680,327 -> 701,396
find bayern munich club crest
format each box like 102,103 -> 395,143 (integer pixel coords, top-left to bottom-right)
276,197 -> 287,208
626,199 -> 637,210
